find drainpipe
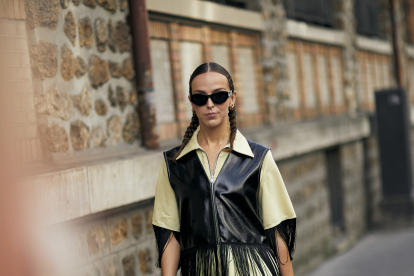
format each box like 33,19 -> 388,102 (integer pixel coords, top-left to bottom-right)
129,0 -> 159,149
390,0 -> 407,88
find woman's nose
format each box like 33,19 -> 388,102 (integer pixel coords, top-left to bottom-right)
206,97 -> 214,108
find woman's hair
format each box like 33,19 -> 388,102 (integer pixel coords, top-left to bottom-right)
172,62 -> 237,162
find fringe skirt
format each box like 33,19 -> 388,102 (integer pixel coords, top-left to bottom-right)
180,243 -> 280,276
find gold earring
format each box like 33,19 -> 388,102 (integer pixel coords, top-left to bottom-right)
229,104 -> 235,111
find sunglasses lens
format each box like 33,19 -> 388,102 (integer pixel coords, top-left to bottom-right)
191,94 -> 208,106
211,92 -> 229,104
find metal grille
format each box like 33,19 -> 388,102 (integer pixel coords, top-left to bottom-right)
283,0 -> 334,27
355,0 -> 380,37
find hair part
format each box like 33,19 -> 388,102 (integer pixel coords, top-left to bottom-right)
172,62 -> 237,162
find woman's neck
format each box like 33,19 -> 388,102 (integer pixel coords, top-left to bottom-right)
197,122 -> 230,149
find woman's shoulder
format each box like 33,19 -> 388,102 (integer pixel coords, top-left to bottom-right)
163,145 -> 181,159
241,137 -> 270,158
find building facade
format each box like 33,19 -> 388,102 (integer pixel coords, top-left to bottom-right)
1,0 -> 414,275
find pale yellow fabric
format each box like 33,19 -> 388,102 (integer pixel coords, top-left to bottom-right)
152,126 -> 296,231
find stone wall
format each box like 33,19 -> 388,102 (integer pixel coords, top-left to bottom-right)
44,201 -> 159,276
24,0 -> 139,165
278,152 -> 332,275
340,141 -> 366,241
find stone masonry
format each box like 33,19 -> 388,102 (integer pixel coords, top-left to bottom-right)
22,0 -> 139,164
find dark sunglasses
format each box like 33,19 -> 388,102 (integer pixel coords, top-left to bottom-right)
190,90 -> 233,106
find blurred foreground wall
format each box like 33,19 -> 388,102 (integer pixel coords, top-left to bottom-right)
1,0 -> 414,275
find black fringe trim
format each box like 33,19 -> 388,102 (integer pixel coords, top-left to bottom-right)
264,218 -> 296,264
180,243 -> 280,276
153,225 -> 180,268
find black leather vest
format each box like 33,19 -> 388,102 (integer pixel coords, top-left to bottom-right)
164,141 -> 269,251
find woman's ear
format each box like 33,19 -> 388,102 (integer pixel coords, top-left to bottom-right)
230,91 -> 237,106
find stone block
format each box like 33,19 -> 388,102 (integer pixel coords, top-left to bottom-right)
145,209 -> 154,235
131,212 -> 143,240
94,18 -> 107,52
122,254 -> 136,276
97,0 -> 117,13
38,123 -> 69,153
94,99 -> 108,115
35,86 -> 71,120
70,120 -> 91,151
108,85 -> 116,107
116,21 -> 131,53
109,218 -> 129,247
61,44 -> 77,81
122,112 -> 139,144
25,0 -> 59,30
107,115 -> 122,146
83,0 -> 96,8
72,86 -> 92,116
108,61 -> 122,78
119,0 -> 127,11
64,11 -> 77,46
79,17 -> 94,49
88,55 -> 110,88
116,86 -> 128,111
102,255 -> 120,276
75,56 -> 88,78
29,41 -> 58,80
82,223 -> 110,260
107,20 -> 117,53
60,0 -> 69,9
29,166 -> 89,224
87,153 -> 162,213
137,248 -> 153,275
91,126 -> 106,148
122,58 -> 134,81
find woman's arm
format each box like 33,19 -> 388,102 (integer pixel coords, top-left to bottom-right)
277,233 -> 294,276
160,234 -> 180,276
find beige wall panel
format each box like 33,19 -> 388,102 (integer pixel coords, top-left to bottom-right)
332,56 -> 344,105
238,47 -> 259,114
317,55 -> 330,106
150,39 -> 175,124
180,41 -> 202,120
287,52 -> 300,108
303,53 -> 316,108
211,45 -> 231,73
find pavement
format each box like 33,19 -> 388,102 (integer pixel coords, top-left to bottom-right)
302,227 -> 414,276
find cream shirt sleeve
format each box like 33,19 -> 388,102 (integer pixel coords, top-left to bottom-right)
152,157 -> 180,232
259,150 -> 296,230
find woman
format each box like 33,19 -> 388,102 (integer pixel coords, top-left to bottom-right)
152,62 -> 296,276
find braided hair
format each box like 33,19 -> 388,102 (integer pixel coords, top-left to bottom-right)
172,62 -> 237,162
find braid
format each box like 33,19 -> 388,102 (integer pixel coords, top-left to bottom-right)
172,112 -> 199,162
228,107 -> 237,151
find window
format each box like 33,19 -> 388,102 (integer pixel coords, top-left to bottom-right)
355,0 -> 380,38
283,0 -> 334,27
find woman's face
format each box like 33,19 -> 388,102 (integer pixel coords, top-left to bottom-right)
189,72 -> 236,129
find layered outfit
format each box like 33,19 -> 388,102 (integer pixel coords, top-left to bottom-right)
152,127 -> 296,276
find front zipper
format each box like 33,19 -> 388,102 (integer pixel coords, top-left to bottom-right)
198,148 -> 224,244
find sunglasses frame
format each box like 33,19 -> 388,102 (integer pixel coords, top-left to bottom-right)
190,90 -> 233,106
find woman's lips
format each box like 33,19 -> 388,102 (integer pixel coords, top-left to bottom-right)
205,112 -> 217,118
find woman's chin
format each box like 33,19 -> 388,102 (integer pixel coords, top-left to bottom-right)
201,118 -> 223,129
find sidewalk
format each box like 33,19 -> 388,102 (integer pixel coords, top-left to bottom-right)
302,227 -> 414,276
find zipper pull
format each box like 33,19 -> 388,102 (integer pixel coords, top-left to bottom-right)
211,173 -> 214,183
